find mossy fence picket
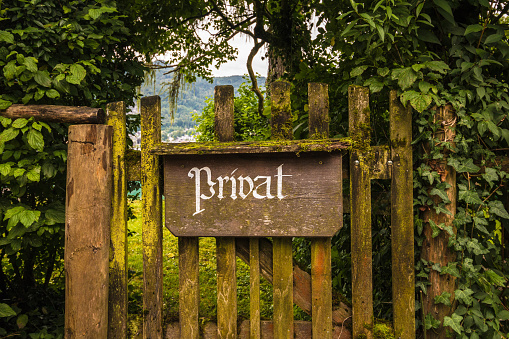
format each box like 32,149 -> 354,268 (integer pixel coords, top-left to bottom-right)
2,82 -> 415,339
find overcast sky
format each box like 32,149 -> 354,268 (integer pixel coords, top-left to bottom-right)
210,36 -> 268,77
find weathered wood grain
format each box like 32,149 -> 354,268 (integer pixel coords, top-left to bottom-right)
250,238 -> 261,339
273,237 -> 294,339
65,124 -> 112,339
389,91 -> 415,339
309,83 -> 332,339
1,104 -> 105,123
271,82 -> 293,339
214,85 -> 238,339
349,85 -> 373,339
271,81 -> 293,140
106,102 -> 129,338
141,96 -> 163,339
150,138 -> 350,155
214,85 -> 235,141
163,152 -> 342,237
179,237 -> 200,339
216,237 -> 237,338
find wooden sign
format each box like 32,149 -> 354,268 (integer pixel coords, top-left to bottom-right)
164,151 -> 342,237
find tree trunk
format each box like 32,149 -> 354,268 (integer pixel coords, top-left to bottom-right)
421,104 -> 457,339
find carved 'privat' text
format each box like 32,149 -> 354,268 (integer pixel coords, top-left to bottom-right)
188,164 -> 291,215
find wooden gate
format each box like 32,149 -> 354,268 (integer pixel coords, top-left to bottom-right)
130,82 -> 414,339
48,81 -> 414,338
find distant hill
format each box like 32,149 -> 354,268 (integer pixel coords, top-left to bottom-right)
139,71 -> 266,140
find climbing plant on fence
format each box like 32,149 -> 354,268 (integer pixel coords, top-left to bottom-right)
0,0 -> 145,336
298,0 -> 509,337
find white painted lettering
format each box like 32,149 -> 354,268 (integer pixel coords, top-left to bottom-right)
188,165 -> 291,215
238,176 -> 254,199
275,164 -> 292,200
253,176 -> 274,199
188,167 -> 216,215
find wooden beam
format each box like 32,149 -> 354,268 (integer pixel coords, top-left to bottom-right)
149,139 -> 350,155
65,124 -> 112,338
214,85 -> 238,339
389,91 -> 415,338
141,96 -> 163,339
1,104 -> 105,124
106,102 -> 129,338
349,85 -> 373,339
308,83 -> 333,339
271,80 -> 294,339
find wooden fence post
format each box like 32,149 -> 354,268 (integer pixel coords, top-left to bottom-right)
106,101 -> 129,338
421,104 -> 457,339
271,80 -> 294,339
214,85 -> 238,339
65,124 -> 112,339
389,91 -> 415,338
308,83 -> 333,339
349,85 -> 374,339
141,96 -> 163,339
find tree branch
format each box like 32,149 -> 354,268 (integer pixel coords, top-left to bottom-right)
246,40 -> 266,117
209,0 -> 255,38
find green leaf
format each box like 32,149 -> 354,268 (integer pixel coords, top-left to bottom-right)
455,288 -> 474,306
12,118 -> 28,129
0,31 -> 14,44
34,70 -> 52,88
393,67 -> 418,90
429,220 -> 442,238
27,129 -> 44,152
418,81 -> 432,94
377,67 -> 389,77
26,166 -> 41,182
443,314 -> 463,334
375,24 -> 384,42
0,303 -> 16,317
89,8 -> 103,20
434,291 -> 452,306
70,64 -> 86,82
484,34 -> 504,45
23,57 -> 38,72
45,89 -> 60,99
0,163 -> 11,176
497,310 -> 509,320
19,210 -> 40,227
0,128 -> 19,143
430,188 -> 451,203
425,61 -> 450,74
400,90 -> 432,112
359,13 -> 375,28
16,314 -> 28,329
464,24 -> 483,36
3,61 -> 16,80
458,189 -> 483,205
424,314 -> 441,329
433,0 -> 455,24
0,99 -> 12,110
488,200 -> 509,219
45,207 -> 65,224
350,65 -> 369,77
363,77 -> 384,93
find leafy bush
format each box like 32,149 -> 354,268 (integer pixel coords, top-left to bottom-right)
0,0 -> 145,335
